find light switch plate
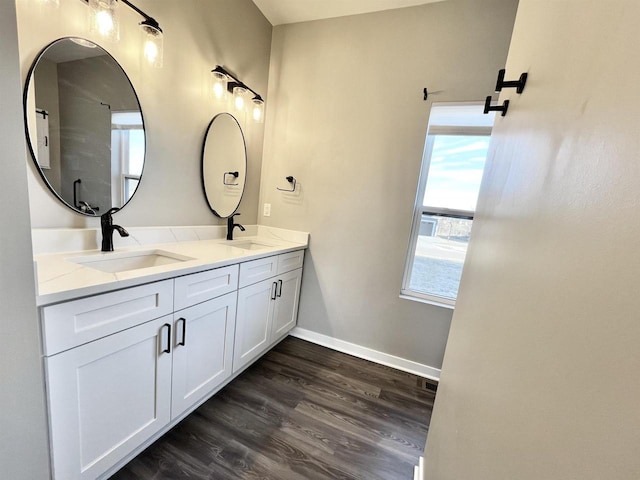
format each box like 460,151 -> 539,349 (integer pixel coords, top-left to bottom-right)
263,203 -> 271,217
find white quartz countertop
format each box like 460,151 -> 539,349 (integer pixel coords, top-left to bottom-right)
34,227 -> 308,306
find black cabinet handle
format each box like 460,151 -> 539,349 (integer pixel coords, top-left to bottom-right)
271,281 -> 277,300
277,279 -> 283,298
162,323 -> 172,354
178,318 -> 186,346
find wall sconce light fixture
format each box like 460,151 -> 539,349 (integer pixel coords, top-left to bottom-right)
251,97 -> 265,124
233,86 -> 247,112
140,19 -> 163,67
84,0 -> 163,67
211,65 -> 266,123
211,71 -> 228,100
88,0 -> 120,42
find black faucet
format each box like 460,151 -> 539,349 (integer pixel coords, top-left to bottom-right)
226,212 -> 245,240
101,207 -> 129,252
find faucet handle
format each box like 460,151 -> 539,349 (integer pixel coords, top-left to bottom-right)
102,207 -> 120,219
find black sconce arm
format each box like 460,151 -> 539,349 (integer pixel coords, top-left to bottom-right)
120,0 -> 162,31
81,0 -> 162,32
212,65 -> 263,101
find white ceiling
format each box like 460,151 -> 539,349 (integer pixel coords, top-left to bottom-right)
251,0 -> 447,26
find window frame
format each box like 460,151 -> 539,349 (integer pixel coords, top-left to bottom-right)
111,111 -> 144,205
401,124 -> 492,307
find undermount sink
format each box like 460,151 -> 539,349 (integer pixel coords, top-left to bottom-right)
229,240 -> 274,251
70,250 -> 194,273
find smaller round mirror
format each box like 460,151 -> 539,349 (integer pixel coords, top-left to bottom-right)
201,113 -> 247,218
24,37 -> 145,216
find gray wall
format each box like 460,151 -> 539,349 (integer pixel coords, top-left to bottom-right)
17,0 -> 272,228
0,1 -> 51,478
260,0 -> 519,370
424,1 -> 640,478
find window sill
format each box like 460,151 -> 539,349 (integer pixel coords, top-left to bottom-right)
399,292 -> 455,310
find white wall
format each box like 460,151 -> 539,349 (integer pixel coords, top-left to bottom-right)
260,0 -> 518,370
0,1 -> 50,478
16,0 -> 272,228
425,1 -> 640,478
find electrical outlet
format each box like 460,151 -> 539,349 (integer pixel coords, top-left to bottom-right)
263,203 -> 271,217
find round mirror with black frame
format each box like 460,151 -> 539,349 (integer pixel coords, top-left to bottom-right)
201,113 -> 247,218
23,37 -> 146,216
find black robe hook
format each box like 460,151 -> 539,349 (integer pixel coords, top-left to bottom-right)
484,96 -> 509,117
495,69 -> 528,94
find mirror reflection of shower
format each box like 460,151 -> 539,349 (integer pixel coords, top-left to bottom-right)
24,37 -> 146,216
73,178 -> 99,214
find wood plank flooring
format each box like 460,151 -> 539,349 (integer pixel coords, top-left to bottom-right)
111,337 -> 435,480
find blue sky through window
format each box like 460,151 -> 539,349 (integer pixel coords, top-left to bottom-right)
423,135 -> 490,211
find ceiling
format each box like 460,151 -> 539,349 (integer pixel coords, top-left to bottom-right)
251,0 -> 447,26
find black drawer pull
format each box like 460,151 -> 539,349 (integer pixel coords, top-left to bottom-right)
162,323 -> 172,354
178,318 -> 186,347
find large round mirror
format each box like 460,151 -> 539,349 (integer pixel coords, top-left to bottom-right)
201,113 -> 247,218
24,37 -> 145,216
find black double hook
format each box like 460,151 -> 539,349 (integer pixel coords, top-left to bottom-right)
495,69 -> 528,94
484,69 -> 528,117
484,97 -> 510,117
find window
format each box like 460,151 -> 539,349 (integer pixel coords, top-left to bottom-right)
402,103 -> 495,307
111,111 -> 145,205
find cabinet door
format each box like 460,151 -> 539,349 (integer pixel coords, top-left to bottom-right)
271,268 -> 303,340
234,278 -> 276,373
46,316 -> 173,480
171,292 -> 237,419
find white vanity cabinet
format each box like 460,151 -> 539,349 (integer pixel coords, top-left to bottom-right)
234,250 -> 304,373
271,268 -> 303,339
171,265 -> 238,418
42,268 -> 237,480
39,249 -> 305,480
170,291 -> 237,419
45,315 -> 173,480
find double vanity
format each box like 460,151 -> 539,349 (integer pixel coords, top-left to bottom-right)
34,226 -> 308,480
23,30 -> 296,479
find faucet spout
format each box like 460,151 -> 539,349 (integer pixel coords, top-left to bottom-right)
101,208 -> 128,252
113,225 -> 130,237
226,213 -> 245,241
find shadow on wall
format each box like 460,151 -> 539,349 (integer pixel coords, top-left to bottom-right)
297,247 -> 333,335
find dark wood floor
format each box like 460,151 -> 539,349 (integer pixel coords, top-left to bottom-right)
111,337 -> 435,480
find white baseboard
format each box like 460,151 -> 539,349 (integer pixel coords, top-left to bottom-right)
289,327 -> 441,381
414,456 -> 425,480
